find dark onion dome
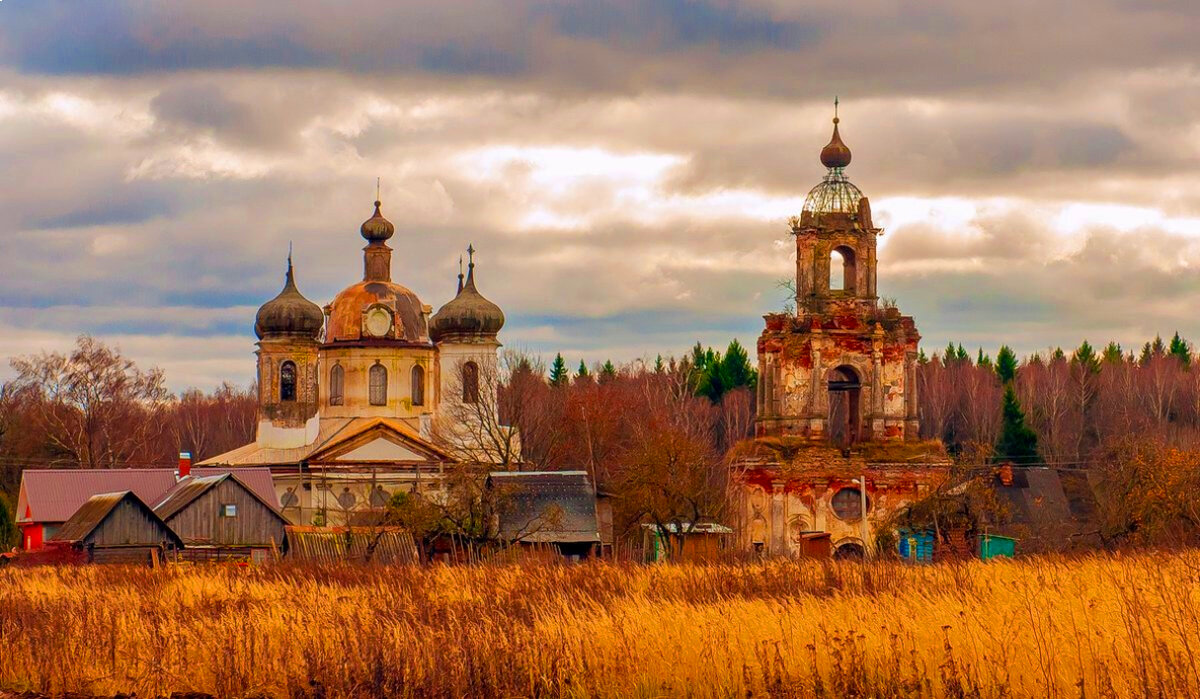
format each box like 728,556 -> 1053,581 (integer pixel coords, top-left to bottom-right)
360,200 -> 394,242
430,251 -> 505,342
819,116 -> 852,169
255,257 -> 324,341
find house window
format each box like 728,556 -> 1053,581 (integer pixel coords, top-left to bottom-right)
831,487 -> 868,521
369,362 -> 388,406
462,361 -> 480,404
329,363 -> 344,406
411,364 -> 426,406
221,504 -> 238,518
280,361 -> 297,402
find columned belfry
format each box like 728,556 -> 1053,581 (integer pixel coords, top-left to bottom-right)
757,104 -> 921,443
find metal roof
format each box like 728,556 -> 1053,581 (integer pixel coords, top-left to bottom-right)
641,522 -> 735,535
50,491 -> 183,548
16,467 -> 276,524
488,470 -> 600,544
284,526 -> 418,564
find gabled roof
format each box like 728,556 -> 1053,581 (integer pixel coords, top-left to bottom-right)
50,491 -> 183,548
16,467 -> 276,524
284,526 -> 419,564
154,473 -> 283,522
199,417 -> 452,467
488,470 -> 600,544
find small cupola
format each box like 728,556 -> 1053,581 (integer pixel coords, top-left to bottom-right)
254,255 -> 324,341
430,245 -> 505,342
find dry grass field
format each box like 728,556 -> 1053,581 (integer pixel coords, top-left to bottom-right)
1,553 -> 1199,698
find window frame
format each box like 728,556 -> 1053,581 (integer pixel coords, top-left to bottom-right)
369,362 -> 388,406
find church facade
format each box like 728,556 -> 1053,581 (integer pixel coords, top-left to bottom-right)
202,201 -> 508,526
735,108 -> 949,558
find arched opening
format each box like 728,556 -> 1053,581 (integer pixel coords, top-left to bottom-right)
280,361 -> 297,402
411,364 -> 426,406
462,361 -> 480,404
329,364 -> 344,406
829,245 -> 857,293
369,362 -> 388,406
833,541 -> 866,560
827,365 -> 862,447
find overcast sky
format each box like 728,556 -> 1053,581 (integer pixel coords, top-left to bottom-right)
1,1 -> 1199,390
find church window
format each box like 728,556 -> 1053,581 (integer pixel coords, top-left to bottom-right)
411,365 -> 426,406
462,361 -> 480,404
280,361 -> 297,402
831,487 -> 869,521
829,245 -> 856,293
329,364 -> 344,406
369,362 -> 388,405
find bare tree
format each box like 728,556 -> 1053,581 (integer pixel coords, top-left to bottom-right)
433,351 -> 524,468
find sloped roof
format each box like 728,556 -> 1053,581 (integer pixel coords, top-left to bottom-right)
991,467 -> 1101,550
199,417 -> 451,467
155,473 -> 283,522
284,526 -> 419,564
50,491 -> 182,548
17,467 -> 276,524
488,471 -> 600,544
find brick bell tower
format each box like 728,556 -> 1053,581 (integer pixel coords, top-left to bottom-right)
756,102 -> 920,444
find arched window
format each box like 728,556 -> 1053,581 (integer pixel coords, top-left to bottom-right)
829,245 -> 856,293
411,364 -> 425,406
280,360 -> 297,402
329,364 -> 344,406
462,361 -> 480,404
369,362 -> 388,406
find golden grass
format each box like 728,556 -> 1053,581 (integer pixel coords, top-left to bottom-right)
1,553 -> 1199,698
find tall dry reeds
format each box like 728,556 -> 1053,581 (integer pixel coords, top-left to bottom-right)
1,553 -> 1198,698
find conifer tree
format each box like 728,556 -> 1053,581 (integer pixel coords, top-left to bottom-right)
575,360 -> 590,381
996,345 -> 1018,384
1072,340 -> 1100,375
718,340 -> 756,394
549,353 -> 568,387
653,354 -> 665,374
1168,331 -> 1191,366
1102,341 -> 1124,364
995,384 -> 1039,465
600,360 -> 617,382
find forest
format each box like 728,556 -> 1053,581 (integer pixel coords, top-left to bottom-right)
2,333 -> 1200,549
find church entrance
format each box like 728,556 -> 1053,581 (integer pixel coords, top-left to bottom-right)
827,365 -> 861,447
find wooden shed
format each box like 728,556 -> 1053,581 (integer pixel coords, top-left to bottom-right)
49,491 -> 182,566
154,473 -> 287,563
643,522 -> 735,562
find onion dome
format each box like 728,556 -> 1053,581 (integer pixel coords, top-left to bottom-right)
255,256 -> 324,341
430,246 -> 505,342
360,200 -> 394,242
820,116 -> 852,169
802,102 -> 866,218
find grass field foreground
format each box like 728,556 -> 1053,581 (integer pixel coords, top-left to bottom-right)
1,553 -> 1199,698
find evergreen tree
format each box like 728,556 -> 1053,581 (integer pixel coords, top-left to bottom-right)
717,340 -> 757,394
600,360 -> 617,382
1141,335 -> 1166,365
1102,341 -> 1124,364
549,353 -> 568,387
977,348 -> 993,371
1051,347 -> 1066,362
0,496 -> 17,551
1168,331 -> 1191,366
957,343 -> 970,363
653,354 -> 665,374
1072,340 -> 1100,375
918,348 -> 928,364
995,384 -> 1039,465
996,345 -> 1018,383
575,360 -> 590,381
944,341 -> 958,363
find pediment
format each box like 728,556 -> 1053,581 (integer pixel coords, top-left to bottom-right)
335,437 -> 427,462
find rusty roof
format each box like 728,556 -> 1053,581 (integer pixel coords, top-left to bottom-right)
488,471 -> 601,544
16,467 -> 276,525
284,526 -> 419,564
155,472 -> 283,522
50,491 -> 183,548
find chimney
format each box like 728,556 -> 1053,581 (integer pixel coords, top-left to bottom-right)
178,451 -> 192,479
997,462 -> 1014,487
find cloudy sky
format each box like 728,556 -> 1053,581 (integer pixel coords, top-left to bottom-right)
1,1 -> 1199,390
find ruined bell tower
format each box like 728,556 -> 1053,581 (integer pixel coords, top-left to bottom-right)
756,105 -> 920,443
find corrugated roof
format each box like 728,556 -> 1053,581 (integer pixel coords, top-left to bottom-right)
50,491 -> 182,548
198,417 -> 452,467
284,526 -> 419,564
17,467 -> 278,524
155,473 -> 282,521
488,470 -> 600,544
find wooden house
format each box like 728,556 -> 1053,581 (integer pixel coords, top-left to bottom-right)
487,471 -> 603,560
154,473 -> 288,563
49,491 -> 183,565
643,522 -> 735,562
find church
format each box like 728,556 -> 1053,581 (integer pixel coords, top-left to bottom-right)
734,106 -> 950,558
201,200 -> 508,526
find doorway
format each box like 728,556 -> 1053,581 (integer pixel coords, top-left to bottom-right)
827,365 -> 862,447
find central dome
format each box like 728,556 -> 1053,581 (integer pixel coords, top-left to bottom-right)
326,280 -> 429,345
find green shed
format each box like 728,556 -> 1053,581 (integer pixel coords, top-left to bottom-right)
979,533 -> 1016,560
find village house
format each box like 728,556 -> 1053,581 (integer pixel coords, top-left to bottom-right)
733,106 -> 951,558
48,491 -> 183,565
487,470 -> 609,560
155,473 -> 289,563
